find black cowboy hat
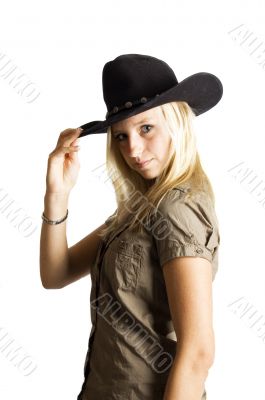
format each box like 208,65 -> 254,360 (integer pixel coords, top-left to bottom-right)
78,53 -> 223,138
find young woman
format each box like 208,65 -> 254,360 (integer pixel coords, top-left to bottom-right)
40,54 -> 223,400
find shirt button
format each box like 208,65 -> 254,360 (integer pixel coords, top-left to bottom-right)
196,247 -> 203,254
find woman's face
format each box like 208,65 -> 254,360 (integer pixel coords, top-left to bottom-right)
111,106 -> 172,180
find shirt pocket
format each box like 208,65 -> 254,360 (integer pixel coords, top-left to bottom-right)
107,239 -> 143,291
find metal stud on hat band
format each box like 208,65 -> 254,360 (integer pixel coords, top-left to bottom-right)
105,94 -> 160,118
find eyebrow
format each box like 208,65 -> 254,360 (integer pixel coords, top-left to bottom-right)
112,119 -> 154,135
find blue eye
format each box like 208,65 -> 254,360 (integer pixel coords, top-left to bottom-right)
114,125 -> 152,142
142,125 -> 152,133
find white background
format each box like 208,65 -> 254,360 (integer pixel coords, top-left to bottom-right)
1,0 -> 265,399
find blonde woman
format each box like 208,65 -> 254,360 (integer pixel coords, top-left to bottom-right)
40,54 -> 223,400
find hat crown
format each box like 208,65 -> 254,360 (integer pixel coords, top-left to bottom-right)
102,54 -> 178,115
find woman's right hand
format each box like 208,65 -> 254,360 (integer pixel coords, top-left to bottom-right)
45,127 -> 82,197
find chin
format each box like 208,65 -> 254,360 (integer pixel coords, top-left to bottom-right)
140,171 -> 158,179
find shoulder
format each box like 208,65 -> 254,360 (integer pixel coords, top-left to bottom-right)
155,182 -> 219,233
159,181 -> 212,212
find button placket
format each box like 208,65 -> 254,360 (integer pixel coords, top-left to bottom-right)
93,218 -> 134,319
82,219 -> 142,389
85,217 -> 135,381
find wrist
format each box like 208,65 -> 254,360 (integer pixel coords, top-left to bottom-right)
44,190 -> 70,200
43,192 -> 69,221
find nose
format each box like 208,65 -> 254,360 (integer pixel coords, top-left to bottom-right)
126,134 -> 144,159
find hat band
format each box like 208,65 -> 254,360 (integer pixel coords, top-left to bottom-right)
105,93 -> 160,119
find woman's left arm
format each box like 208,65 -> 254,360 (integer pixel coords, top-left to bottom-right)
162,255 -> 215,400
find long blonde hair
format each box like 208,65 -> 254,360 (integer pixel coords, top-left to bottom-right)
98,100 -> 216,238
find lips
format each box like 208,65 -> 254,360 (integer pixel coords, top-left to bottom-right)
135,159 -> 152,167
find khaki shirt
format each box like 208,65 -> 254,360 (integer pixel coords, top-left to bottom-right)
77,182 -> 220,399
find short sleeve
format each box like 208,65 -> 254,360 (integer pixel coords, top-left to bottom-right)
152,189 -> 220,267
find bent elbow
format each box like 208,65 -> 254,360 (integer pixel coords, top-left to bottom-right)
41,281 -> 57,289
40,276 -> 62,290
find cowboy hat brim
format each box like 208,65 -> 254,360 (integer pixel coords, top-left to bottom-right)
78,71 -> 223,138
